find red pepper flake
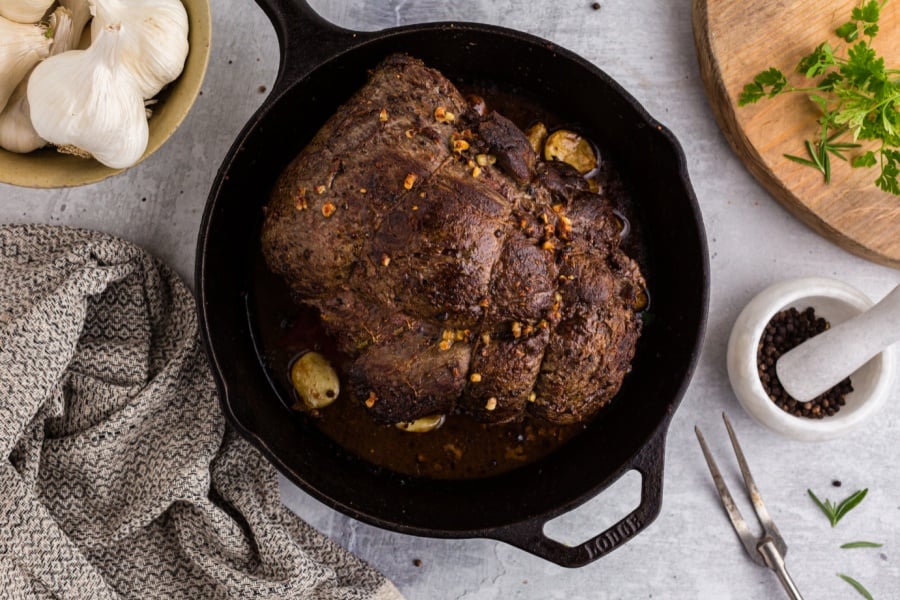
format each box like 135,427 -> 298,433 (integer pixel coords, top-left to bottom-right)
321,202 -> 336,217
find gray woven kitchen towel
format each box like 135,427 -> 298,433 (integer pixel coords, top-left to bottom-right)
0,224 -> 403,600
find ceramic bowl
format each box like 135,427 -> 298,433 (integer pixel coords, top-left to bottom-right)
0,0 -> 211,188
727,277 -> 896,441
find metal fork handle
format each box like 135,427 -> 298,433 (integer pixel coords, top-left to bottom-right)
759,540 -> 804,600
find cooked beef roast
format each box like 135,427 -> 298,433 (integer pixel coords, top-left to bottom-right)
262,54 -> 645,425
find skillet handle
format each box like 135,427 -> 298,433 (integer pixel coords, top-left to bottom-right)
253,0 -> 364,93
490,427 -> 667,568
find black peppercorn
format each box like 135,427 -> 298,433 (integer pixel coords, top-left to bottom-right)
757,307 -> 853,419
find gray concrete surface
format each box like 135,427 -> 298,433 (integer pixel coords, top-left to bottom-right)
2,1 -> 898,598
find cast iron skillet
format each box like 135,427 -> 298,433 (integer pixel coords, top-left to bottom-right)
196,0 -> 709,568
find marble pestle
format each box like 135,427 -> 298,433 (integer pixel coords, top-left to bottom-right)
776,284 -> 900,402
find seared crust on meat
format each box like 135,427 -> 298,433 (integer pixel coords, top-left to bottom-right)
262,54 -> 645,425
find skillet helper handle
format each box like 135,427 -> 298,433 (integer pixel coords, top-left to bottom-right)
492,428 -> 667,568
252,0 -> 362,92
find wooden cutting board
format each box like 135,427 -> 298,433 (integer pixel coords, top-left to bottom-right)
693,0 -> 900,268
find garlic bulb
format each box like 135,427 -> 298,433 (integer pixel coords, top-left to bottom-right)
0,17 -> 51,114
0,0 -> 55,24
0,7 -> 79,153
58,0 -> 92,44
0,78 -> 44,153
28,24 -> 149,169
90,0 -> 189,99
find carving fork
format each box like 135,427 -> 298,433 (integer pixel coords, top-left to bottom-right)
695,413 -> 803,600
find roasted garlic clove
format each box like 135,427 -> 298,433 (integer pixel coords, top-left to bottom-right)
525,122 -> 548,154
290,351 -> 340,409
634,288 -> 649,311
543,129 -> 598,174
395,414 -> 446,433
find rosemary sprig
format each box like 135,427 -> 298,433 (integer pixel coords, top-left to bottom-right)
784,127 -> 862,183
841,541 -> 883,549
838,573 -> 875,599
807,488 -> 868,527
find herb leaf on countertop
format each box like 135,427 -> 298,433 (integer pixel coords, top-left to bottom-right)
841,541 -> 883,549
838,573 -> 875,599
808,488 -> 868,527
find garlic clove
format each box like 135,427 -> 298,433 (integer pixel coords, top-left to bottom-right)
48,6 -> 86,56
90,0 -> 189,100
58,0 -> 92,47
0,0 -> 55,24
28,23 -> 149,169
0,76 -> 45,153
0,17 -> 51,114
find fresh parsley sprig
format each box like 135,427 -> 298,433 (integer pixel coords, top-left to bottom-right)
738,0 -> 900,195
807,487 -> 868,527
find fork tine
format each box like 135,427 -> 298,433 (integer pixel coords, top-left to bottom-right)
694,425 -> 766,566
721,413 -> 787,555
